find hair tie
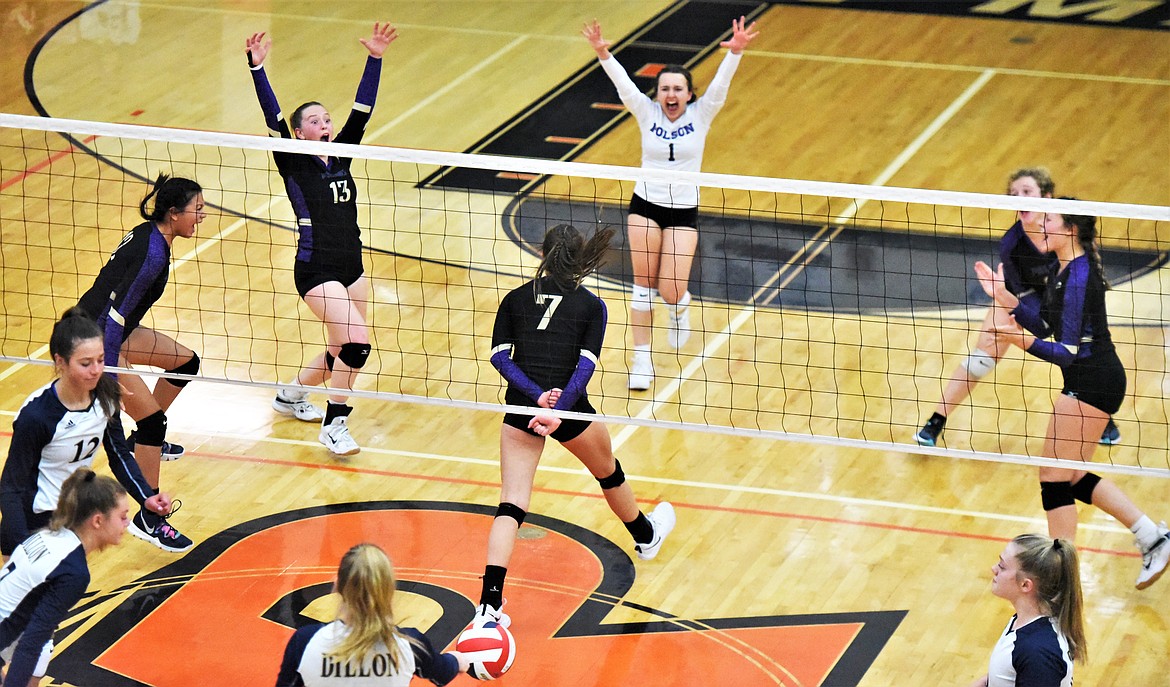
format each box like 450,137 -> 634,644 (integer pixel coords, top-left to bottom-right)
1053,539 -> 1062,551
83,470 -> 96,482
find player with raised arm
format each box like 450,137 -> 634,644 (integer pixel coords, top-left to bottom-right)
583,17 -> 758,390
977,206 -> 1169,589
246,22 -> 396,456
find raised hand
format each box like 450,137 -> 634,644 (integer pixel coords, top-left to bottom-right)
720,16 -> 759,54
360,21 -> 398,58
582,19 -> 611,59
974,261 -> 1018,309
245,31 -> 271,67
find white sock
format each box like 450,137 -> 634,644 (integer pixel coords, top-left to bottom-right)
633,345 -> 651,363
1131,515 -> 1160,550
278,384 -> 307,402
666,291 -> 691,316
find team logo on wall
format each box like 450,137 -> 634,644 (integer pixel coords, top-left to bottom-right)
50,502 -> 905,685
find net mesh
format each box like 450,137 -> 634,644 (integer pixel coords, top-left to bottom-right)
2,114 -> 1167,475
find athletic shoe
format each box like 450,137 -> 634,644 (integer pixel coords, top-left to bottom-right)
1099,418 -> 1121,446
628,357 -> 654,391
914,414 -> 946,447
126,431 -> 185,461
1136,523 -> 1170,590
319,416 -> 360,456
128,505 -> 194,553
635,502 -> 677,561
667,308 -> 691,349
471,600 -> 511,629
272,392 -> 325,422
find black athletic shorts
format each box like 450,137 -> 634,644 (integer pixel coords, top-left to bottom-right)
628,193 -> 699,231
1061,349 -> 1126,415
294,260 -> 365,299
503,395 -> 595,443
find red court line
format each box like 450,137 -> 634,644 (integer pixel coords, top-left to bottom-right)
496,171 -> 539,181
186,447 -> 1139,560
590,102 -> 624,111
545,136 -> 585,144
0,134 -> 99,192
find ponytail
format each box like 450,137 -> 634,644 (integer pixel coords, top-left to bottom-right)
139,174 -> 202,222
1012,533 -> 1087,663
50,308 -> 120,418
534,224 -> 615,298
1057,199 -> 1109,290
329,543 -> 419,669
50,468 -> 126,532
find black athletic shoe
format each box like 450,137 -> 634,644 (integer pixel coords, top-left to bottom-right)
915,413 -> 946,447
1099,419 -> 1121,446
127,431 -> 186,461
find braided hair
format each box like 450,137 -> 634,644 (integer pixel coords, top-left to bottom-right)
1057,198 -> 1109,290
534,224 -> 616,300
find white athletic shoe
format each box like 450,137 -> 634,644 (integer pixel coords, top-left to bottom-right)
471,600 -> 511,629
272,392 -> 325,422
635,502 -> 677,561
1136,523 -> 1170,590
319,416 -> 360,456
667,307 -> 691,349
628,357 -> 654,391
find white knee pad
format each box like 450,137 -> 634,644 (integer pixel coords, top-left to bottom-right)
962,348 -> 997,379
631,285 -> 653,312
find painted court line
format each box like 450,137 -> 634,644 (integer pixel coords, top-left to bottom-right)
612,69 -> 996,451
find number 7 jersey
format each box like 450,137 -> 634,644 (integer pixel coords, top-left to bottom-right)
491,278 -> 607,397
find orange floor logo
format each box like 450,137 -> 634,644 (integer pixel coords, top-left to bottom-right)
52,502 -> 904,685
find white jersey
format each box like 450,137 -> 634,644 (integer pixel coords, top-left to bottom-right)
987,615 -> 1073,687
276,620 -> 459,687
0,529 -> 90,686
599,51 -> 741,208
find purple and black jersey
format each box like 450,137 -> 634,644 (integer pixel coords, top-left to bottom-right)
490,278 -> 607,412
249,57 -> 381,272
76,221 -> 171,366
1018,255 -> 1113,367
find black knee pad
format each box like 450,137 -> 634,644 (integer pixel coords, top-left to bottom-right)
597,460 -> 626,490
338,342 -> 371,369
164,352 -> 200,388
1072,473 -> 1102,505
135,410 -> 168,446
325,351 -> 336,372
495,502 -> 527,526
1040,481 -> 1075,511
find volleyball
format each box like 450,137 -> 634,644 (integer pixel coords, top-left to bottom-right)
456,621 -> 516,680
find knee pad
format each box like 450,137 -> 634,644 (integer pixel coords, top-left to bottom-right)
164,352 -> 200,388
597,460 -> 626,490
961,349 -> 996,379
631,285 -> 653,313
495,502 -> 527,526
324,351 -> 336,372
1072,472 -> 1102,505
134,410 -> 168,446
338,342 -> 371,369
1040,481 -> 1075,511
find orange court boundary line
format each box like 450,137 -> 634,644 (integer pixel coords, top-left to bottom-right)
182,447 -> 1140,560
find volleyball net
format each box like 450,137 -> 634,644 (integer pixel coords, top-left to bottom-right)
1,113 -> 1167,476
